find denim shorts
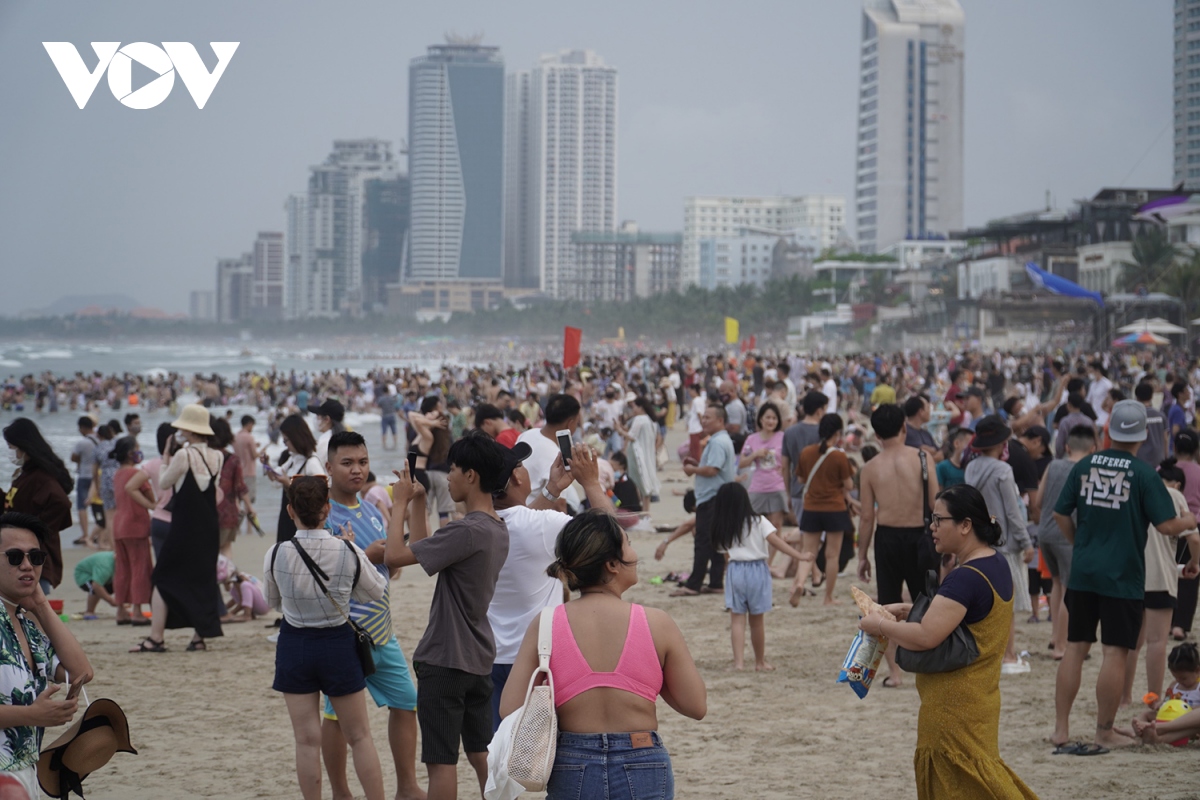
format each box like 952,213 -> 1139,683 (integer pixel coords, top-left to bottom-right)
75,476 -> 92,510
724,559 -> 773,615
272,620 -> 365,697
548,732 -> 674,800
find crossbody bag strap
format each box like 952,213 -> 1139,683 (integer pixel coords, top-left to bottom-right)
290,540 -> 353,625
799,447 -> 838,508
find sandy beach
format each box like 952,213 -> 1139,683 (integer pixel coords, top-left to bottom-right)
42,425 -> 1200,800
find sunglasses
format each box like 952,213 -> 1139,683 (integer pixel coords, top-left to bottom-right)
4,549 -> 48,567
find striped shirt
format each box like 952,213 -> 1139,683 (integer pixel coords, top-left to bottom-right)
263,529 -> 386,628
328,499 -> 393,645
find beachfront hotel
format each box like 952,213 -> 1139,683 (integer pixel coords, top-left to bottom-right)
505,50 -> 619,298
682,195 -> 844,288
855,0 -> 965,254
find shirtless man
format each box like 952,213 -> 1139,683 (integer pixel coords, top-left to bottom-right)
857,403 -> 940,687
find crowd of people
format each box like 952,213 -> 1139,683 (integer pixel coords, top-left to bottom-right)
3,343 -> 1200,797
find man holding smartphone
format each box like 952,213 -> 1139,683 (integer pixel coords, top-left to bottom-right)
515,394 -> 583,513
0,513 -> 93,799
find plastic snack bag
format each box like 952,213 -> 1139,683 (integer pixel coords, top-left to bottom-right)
837,587 -> 896,699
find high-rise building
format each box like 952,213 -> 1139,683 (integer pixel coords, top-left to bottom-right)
855,0 -> 964,253
252,232 -> 285,319
506,50 -> 619,297
571,222 -> 680,302
698,229 -> 822,290
288,140 -> 399,317
189,290 -> 215,321
1176,0 -> 1200,187
284,194 -> 307,318
682,195 -> 844,287
408,37 -> 504,284
362,174 -> 411,312
216,255 -> 253,323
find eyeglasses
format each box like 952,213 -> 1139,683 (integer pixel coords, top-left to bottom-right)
929,513 -> 955,528
4,549 -> 48,567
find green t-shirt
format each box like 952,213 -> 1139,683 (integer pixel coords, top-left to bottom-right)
1054,449 -> 1176,599
73,551 -> 115,589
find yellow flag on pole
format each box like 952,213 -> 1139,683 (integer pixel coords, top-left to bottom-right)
724,317 -> 739,344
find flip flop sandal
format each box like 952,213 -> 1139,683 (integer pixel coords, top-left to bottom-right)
1051,742 -> 1085,755
116,619 -> 132,625
1072,744 -> 1109,756
187,639 -> 207,651
131,618 -> 151,626
130,637 -> 166,653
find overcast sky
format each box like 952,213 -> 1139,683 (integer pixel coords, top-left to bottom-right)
0,0 -> 1173,315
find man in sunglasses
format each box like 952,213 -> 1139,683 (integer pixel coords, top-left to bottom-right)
0,512 -> 93,799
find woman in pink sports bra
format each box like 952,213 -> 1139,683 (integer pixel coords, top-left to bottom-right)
500,510 -> 706,800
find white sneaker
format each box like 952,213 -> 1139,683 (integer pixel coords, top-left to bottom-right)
1001,657 -> 1031,675
266,632 -> 279,644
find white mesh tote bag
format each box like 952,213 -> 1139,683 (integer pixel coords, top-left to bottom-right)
485,606 -> 558,799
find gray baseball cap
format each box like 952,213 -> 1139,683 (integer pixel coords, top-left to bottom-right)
1109,399 -> 1147,443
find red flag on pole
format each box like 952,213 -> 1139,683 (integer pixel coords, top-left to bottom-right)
563,326 -> 582,368
749,334 -> 757,350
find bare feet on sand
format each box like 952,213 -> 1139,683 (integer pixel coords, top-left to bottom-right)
1095,729 -> 1138,749
823,597 -> 842,606
755,662 -> 776,672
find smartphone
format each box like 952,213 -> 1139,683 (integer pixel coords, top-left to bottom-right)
66,680 -> 83,701
407,451 -> 419,476
556,429 -> 573,468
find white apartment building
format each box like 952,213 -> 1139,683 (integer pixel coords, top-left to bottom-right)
856,0 -> 964,253
252,232 -> 285,319
1077,241 -> 1133,296
505,50 -> 618,297
287,140 -> 398,317
682,195 -> 844,287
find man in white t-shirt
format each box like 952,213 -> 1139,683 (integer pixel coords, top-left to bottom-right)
685,383 -> 708,462
517,393 -> 583,512
1086,361 -> 1113,426
487,442 -> 614,729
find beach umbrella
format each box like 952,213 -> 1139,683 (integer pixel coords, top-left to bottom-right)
1116,317 -> 1187,334
1112,331 -> 1170,347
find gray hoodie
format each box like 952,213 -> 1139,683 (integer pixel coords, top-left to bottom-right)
964,455 -> 1031,554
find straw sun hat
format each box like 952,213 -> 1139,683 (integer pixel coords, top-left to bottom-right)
38,698 -> 137,799
170,403 -> 214,436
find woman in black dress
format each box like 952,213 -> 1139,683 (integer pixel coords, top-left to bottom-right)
132,404 -> 224,653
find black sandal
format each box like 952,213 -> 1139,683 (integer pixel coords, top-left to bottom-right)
187,639 -> 207,651
130,637 -> 166,653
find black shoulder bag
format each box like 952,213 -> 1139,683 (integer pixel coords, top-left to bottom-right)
277,538 -> 376,677
895,568 -> 981,674
916,450 -> 940,573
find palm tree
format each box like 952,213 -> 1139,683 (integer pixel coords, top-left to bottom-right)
1122,227 -> 1176,292
1158,250 -> 1200,317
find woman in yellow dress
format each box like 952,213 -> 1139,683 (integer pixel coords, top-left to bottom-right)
860,484 -> 1039,800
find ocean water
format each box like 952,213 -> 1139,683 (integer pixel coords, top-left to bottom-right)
0,338 -> 433,543
0,340 -> 456,381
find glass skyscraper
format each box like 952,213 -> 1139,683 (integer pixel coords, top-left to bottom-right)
408,38 -> 505,282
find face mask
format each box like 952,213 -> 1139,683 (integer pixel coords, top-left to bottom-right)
174,431 -> 186,445
133,451 -> 144,465
7,450 -> 22,468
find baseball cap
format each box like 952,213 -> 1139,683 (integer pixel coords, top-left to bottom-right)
1019,425 -> 1051,448
306,399 -> 345,422
493,441 -> 534,496
1109,400 -> 1148,443
964,386 -> 985,399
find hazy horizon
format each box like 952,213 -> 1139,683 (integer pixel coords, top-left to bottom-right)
0,0 -> 1173,315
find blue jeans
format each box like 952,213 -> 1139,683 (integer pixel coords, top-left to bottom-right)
547,732 -> 674,800
490,662 -> 513,732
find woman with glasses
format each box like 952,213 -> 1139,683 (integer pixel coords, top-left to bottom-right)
858,484 -> 1039,799
0,512 -> 93,799
2,418 -> 74,595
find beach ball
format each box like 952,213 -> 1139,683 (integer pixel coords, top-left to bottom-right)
1156,699 -> 1192,747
